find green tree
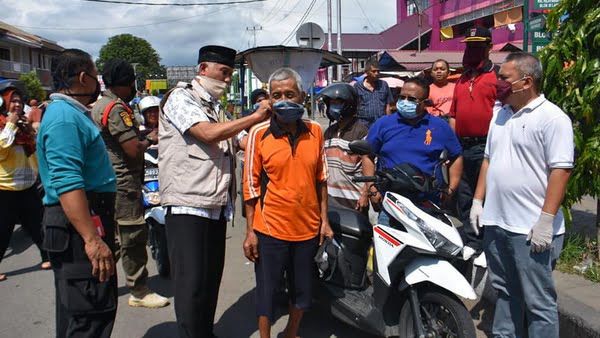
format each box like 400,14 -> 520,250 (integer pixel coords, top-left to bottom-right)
539,0 -> 600,257
97,34 -> 166,93
18,71 -> 46,101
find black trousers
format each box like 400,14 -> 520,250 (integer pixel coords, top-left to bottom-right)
457,142 -> 486,251
0,186 -> 47,265
166,212 -> 226,338
44,193 -> 118,338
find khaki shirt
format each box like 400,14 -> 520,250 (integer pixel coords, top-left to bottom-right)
91,89 -> 143,192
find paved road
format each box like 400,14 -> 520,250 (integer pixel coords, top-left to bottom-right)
0,203 -> 495,338
0,115 -> 500,338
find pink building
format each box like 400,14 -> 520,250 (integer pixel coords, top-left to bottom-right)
326,0 -> 541,74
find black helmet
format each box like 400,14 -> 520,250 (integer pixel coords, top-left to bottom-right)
318,83 -> 358,121
0,79 -> 26,111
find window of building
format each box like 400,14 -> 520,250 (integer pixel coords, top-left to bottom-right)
0,48 -> 10,61
407,0 -> 429,15
440,0 -> 524,28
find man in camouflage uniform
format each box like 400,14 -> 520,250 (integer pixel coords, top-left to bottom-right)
92,59 -> 168,308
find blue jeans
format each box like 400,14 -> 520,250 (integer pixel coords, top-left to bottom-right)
484,226 -> 564,338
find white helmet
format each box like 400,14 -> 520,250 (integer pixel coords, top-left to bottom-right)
138,96 -> 161,115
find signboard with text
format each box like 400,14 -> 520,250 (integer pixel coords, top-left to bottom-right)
529,16 -> 547,32
532,31 -> 551,55
534,0 -> 559,10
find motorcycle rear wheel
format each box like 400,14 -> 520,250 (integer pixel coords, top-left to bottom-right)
398,288 -> 475,338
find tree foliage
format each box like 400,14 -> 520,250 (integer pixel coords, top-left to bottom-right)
539,0 -> 600,209
97,34 -> 166,92
18,71 -> 46,102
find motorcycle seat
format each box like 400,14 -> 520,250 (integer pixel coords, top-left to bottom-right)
327,199 -> 372,239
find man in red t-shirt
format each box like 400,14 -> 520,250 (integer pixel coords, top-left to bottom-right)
449,27 -> 498,261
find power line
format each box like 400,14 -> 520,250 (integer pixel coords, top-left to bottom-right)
280,0 -> 317,45
262,0 -> 303,28
257,0 -> 285,26
81,0 -> 265,5
354,0 -> 386,48
12,5 -> 235,31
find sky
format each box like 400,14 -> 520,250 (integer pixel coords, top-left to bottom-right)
1,0 -> 397,66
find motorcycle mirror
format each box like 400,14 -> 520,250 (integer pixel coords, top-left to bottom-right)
348,140 -> 373,156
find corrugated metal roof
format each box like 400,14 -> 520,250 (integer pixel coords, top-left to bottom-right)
379,50 -> 511,71
0,20 -> 63,51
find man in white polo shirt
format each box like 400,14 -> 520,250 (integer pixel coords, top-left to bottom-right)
470,52 -> 573,338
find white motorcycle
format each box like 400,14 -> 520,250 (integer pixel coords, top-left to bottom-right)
315,140 -> 476,338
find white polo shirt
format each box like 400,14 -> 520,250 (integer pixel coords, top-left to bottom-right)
481,95 -> 574,235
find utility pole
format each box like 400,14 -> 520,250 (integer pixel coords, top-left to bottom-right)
131,63 -> 140,96
336,0 -> 342,82
327,0 -> 333,85
523,0 -> 530,52
412,0 -> 422,53
246,26 -> 262,48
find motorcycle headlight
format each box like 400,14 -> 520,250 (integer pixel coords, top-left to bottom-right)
395,201 -> 461,257
144,191 -> 161,206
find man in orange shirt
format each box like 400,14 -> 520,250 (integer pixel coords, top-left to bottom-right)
243,67 -> 334,338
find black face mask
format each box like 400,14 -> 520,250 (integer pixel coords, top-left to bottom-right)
67,72 -> 101,105
123,84 -> 136,103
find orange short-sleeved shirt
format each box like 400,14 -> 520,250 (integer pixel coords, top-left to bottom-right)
243,118 -> 328,241
428,82 -> 455,116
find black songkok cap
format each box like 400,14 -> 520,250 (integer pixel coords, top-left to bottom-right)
197,45 -> 236,68
102,59 -> 136,87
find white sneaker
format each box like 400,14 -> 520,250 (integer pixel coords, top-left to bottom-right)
473,252 -> 487,268
462,246 -> 476,261
128,292 -> 170,308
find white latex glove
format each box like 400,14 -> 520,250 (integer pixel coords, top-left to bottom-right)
526,212 -> 555,252
469,199 -> 484,236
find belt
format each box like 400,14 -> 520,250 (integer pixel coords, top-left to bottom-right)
459,136 -> 487,147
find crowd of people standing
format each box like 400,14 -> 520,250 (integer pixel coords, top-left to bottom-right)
0,25 -> 573,338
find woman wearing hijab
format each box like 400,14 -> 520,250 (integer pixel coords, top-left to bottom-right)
0,80 -> 50,282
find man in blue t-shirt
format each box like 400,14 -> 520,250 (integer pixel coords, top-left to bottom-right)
366,77 -> 463,220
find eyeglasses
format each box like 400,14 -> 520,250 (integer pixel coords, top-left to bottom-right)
398,94 -> 423,103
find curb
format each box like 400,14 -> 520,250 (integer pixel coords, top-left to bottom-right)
472,267 -> 600,338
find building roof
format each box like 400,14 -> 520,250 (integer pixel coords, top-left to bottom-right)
378,50 -> 511,71
0,20 -> 63,51
325,14 -> 433,52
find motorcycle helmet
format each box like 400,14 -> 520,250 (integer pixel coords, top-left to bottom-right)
138,96 -> 161,116
318,83 -> 358,121
0,79 -> 26,112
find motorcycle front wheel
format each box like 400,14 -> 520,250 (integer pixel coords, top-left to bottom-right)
398,288 -> 476,338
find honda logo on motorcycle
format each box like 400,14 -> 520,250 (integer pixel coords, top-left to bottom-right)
374,226 -> 401,247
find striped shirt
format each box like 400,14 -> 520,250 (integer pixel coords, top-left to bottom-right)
0,121 -> 37,191
324,120 -> 369,210
244,117 -> 328,241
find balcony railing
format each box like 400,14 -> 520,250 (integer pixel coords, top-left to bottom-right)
0,59 -> 32,74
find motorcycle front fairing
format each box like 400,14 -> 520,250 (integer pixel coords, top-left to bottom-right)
372,192 -> 474,298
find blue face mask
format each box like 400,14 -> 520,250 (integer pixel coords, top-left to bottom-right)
327,103 -> 344,121
396,99 -> 419,120
273,100 -> 305,124
252,102 -> 261,111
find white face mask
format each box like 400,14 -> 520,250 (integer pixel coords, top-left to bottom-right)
198,75 -> 227,99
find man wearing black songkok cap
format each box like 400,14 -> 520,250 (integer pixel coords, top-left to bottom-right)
159,45 -> 270,337
91,59 -> 169,309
